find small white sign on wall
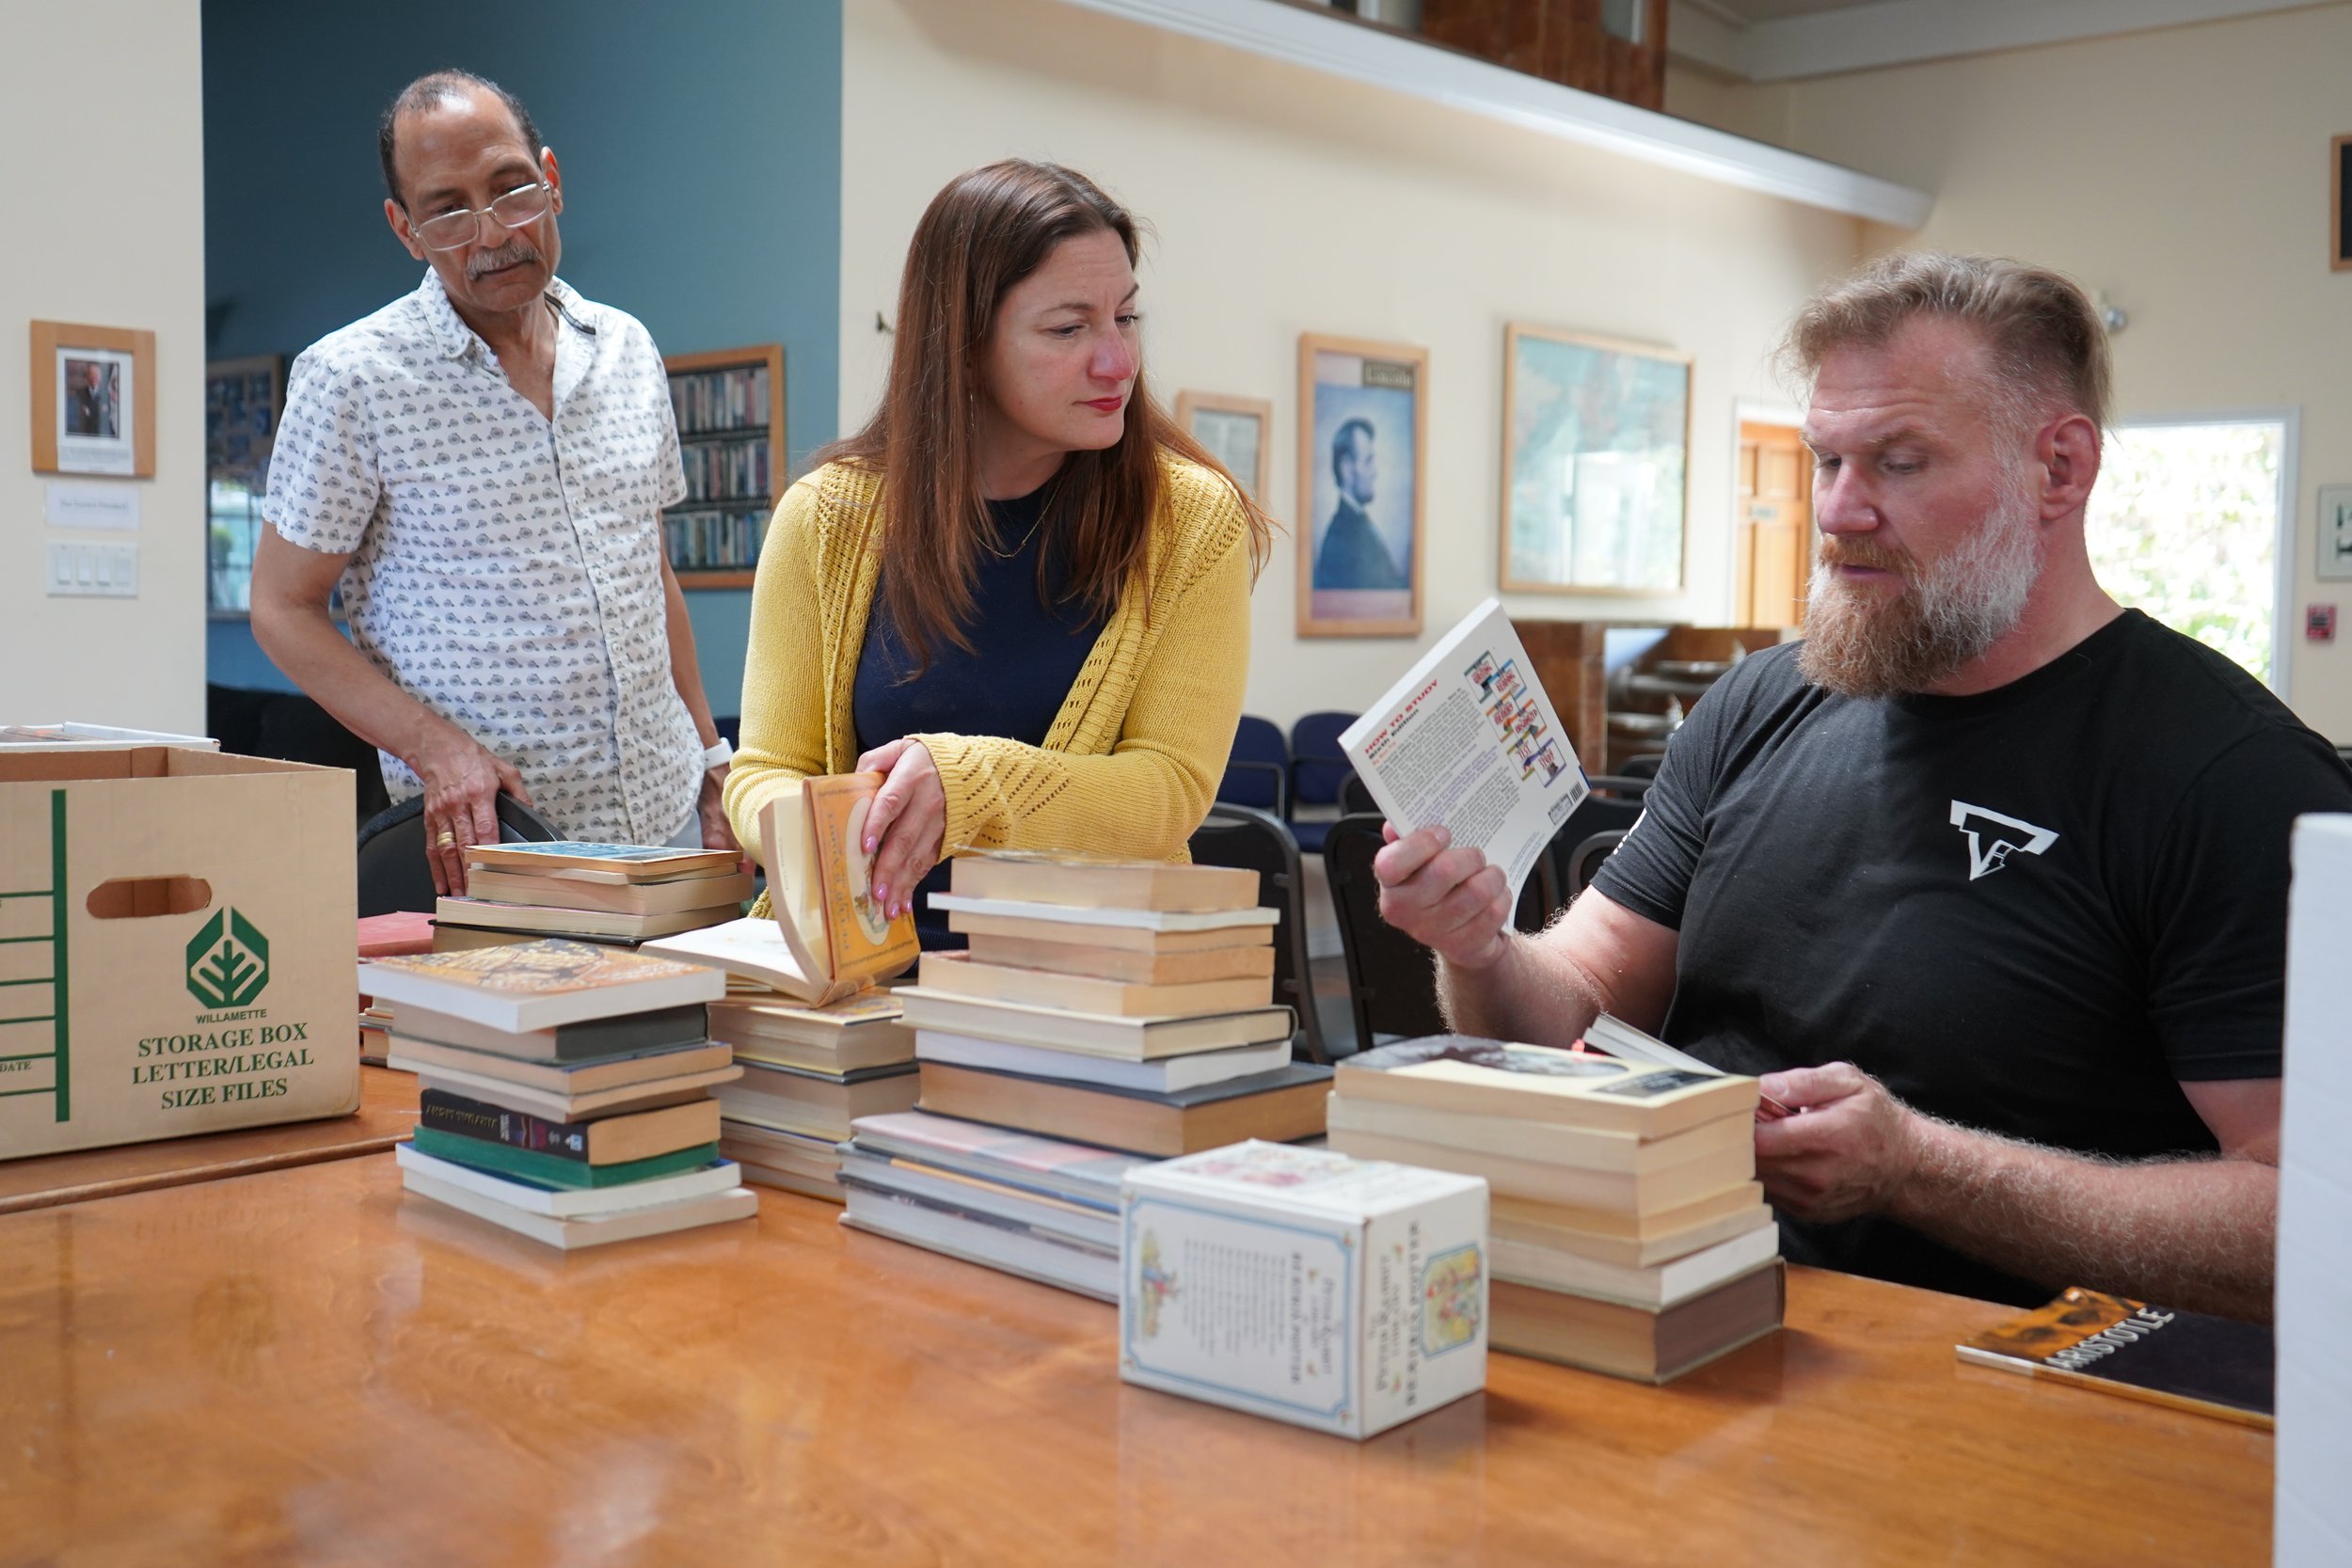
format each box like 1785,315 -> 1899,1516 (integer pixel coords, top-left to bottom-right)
2317,484 -> 2352,580
45,482 -> 141,531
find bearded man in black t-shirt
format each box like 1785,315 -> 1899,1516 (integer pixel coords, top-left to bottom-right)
1375,252 -> 2352,1317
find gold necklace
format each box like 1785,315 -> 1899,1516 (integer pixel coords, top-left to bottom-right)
977,470 -> 1067,560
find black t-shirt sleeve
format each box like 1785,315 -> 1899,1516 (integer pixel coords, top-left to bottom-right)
2143,726 -> 2352,1081
1587,657 -> 1769,931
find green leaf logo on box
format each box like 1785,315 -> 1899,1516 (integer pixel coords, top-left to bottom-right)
185,908 -> 269,1009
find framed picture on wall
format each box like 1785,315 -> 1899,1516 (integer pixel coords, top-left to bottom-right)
1175,389 -> 1271,502
1499,323 -> 1691,596
1297,333 -> 1426,638
205,356 -> 285,616
30,320 -> 156,478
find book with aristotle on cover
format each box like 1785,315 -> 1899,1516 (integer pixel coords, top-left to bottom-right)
1956,1287 -> 2273,1428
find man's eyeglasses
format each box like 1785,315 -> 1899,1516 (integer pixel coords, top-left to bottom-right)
410,182 -> 553,252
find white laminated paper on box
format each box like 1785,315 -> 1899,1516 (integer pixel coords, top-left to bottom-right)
1120,1140 -> 1487,1439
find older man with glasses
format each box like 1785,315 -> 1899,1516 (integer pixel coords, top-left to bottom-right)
253,70 -> 737,895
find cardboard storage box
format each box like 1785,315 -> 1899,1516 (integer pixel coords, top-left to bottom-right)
1120,1140 -> 1488,1439
0,747 -> 357,1159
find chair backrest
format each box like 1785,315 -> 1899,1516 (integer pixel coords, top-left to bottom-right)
1323,813 -> 1550,1057
1339,772 -> 1377,816
1187,803 -> 1327,1064
1583,774 -> 1654,800
1615,751 -> 1666,780
1218,715 -> 1290,817
355,793 -> 562,917
1544,792 -> 1646,915
1289,710 -> 1359,808
1565,829 -> 1629,898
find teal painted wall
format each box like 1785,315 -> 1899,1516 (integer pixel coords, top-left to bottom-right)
200,0 -> 840,716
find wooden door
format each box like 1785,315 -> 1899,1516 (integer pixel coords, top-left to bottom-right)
1736,421 -> 1810,631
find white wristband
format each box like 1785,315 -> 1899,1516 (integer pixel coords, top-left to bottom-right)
702,737 -> 734,772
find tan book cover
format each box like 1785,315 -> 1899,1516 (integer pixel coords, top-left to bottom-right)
1325,1092 -> 1751,1175
916,951 -> 1274,1018
946,909 -> 1271,954
1490,1182 -> 1767,1243
916,1061 -> 1330,1158
1326,1126 -> 1753,1214
433,896 -> 738,941
949,850 -> 1259,912
756,774 -> 919,1000
1490,1260 -> 1785,1383
962,931 -> 1275,985
894,987 -> 1295,1060
387,1037 -> 733,1094
1491,1194 -> 1773,1268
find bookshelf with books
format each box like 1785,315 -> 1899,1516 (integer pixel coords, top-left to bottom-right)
664,343 -> 786,588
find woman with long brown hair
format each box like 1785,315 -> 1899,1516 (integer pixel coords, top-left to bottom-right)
724,160 -> 1273,946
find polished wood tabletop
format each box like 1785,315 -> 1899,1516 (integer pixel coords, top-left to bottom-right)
0,1155 -> 2269,1568
0,1064 -> 418,1215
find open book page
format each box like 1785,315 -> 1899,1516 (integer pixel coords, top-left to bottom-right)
1338,597 -> 1589,903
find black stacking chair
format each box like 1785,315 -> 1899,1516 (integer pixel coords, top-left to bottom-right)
1323,813 -> 1554,1056
1217,715 -> 1290,818
356,792 -> 562,917
1186,802 -> 1329,1064
1615,752 -> 1667,780
1544,789 -> 1647,914
1340,773 -> 1376,816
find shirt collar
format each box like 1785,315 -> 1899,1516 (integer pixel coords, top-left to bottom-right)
414,268 -> 597,362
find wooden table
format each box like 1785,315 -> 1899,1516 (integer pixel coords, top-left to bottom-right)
0,1065 -> 418,1215
0,1156 -> 2268,1567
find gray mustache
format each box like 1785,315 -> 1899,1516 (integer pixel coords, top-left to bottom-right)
468,244 -> 540,279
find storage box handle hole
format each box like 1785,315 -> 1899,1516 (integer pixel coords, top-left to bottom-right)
86,876 -> 213,920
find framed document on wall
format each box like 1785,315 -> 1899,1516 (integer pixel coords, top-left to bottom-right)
30,320 -> 156,479
1297,333 -> 1426,638
1175,390 -> 1271,502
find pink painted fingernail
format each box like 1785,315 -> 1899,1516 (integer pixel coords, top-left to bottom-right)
865,835 -> 877,853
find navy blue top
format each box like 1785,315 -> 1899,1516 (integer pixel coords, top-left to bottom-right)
853,479 -> 1108,947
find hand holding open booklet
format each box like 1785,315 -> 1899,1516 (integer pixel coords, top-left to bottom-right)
1338,597 -> 1590,905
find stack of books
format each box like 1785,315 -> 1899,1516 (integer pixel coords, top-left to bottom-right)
902,853 -> 1327,1157
432,843 -> 753,948
358,911 -> 435,1066
1327,1031 -> 1783,1383
361,939 -> 759,1249
830,852 -> 1330,1293
835,1110 -> 1145,1299
642,917 -> 920,1200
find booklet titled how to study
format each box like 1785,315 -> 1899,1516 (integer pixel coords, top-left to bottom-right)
1339,597 -> 1591,905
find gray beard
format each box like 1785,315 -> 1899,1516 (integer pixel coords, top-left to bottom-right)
1797,493 -> 2042,699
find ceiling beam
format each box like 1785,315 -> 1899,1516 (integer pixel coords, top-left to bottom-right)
1044,0 -> 1933,226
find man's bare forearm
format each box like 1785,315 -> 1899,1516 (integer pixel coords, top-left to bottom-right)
1434,932 -> 1605,1050
251,599 -> 451,765
1893,1117 -> 2278,1320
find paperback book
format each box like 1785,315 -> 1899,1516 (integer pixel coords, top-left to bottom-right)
1955,1287 -> 2275,1429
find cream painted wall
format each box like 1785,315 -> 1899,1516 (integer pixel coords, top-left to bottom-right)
1684,6 -> 2352,737
0,3 -> 206,732
841,0 -> 1862,728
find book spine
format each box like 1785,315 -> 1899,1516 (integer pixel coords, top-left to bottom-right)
418,1089 -> 591,1161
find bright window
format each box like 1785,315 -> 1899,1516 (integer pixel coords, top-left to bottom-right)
2085,418 -> 2289,689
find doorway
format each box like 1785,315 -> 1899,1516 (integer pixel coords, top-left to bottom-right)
1735,420 -> 1810,631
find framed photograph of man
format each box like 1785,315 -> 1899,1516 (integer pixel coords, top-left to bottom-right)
1298,334 -> 1426,637
30,320 -> 156,478
1500,323 -> 1690,596
1175,390 -> 1272,502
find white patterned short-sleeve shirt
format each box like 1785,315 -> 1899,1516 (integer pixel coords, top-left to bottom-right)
267,270 -> 702,845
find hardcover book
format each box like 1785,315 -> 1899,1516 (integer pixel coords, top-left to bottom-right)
946,908 -> 1272,954
398,1165 -> 758,1250
847,1109 -> 1146,1210
460,866 -> 755,916
894,988 -> 1295,1060
756,772 -> 921,1004
392,1142 -> 747,1218
386,1001 -> 709,1064
408,1127 -> 722,1189
1955,1287 -> 2275,1428
961,931 -> 1275,985
385,1037 -> 733,1095
433,896 -> 739,941
947,851 -> 1259,913
930,893 -> 1279,934
358,939 -> 727,1033
914,1029 -> 1290,1094
1490,1259 -> 1785,1383
1120,1141 -> 1488,1439
405,1063 -> 741,1122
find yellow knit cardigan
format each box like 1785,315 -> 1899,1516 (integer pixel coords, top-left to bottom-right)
723,454 -> 1254,875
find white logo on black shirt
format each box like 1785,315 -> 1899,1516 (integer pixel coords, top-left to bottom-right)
1949,800 -> 2059,881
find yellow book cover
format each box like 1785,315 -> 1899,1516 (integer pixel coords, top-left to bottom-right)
755,775 -> 918,1000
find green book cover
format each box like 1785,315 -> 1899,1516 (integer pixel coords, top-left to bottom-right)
410,1127 -> 721,1189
